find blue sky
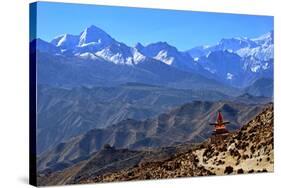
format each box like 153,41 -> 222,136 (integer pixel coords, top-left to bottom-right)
34,2 -> 273,50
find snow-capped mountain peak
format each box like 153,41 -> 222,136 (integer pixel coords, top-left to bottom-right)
252,30 -> 273,47
216,37 -> 258,51
132,48 -> 146,64
237,31 -> 274,61
135,41 -> 196,69
78,25 -> 114,47
188,31 -> 273,62
144,42 -> 178,54
51,34 -> 79,49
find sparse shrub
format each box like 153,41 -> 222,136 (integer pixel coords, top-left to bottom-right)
250,145 -> 255,153
194,157 -> 199,163
144,173 -> 151,179
240,142 -> 249,150
222,144 -> 228,152
175,161 -> 181,168
237,168 -> 244,174
262,169 -> 268,172
224,166 -> 234,174
248,169 -> 255,173
128,171 -> 134,176
217,160 -> 225,165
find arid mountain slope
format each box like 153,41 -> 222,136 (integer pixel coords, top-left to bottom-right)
82,104 -> 273,183
37,144 -> 195,186
197,103 -> 273,175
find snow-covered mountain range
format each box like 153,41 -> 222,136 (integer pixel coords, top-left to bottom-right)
32,25 -> 273,88
49,25 -> 147,65
188,31 -> 273,61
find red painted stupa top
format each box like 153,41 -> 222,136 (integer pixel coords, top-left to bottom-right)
217,111 -> 223,123
210,111 -> 230,135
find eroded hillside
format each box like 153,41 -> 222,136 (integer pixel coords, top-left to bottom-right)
81,104 -> 273,183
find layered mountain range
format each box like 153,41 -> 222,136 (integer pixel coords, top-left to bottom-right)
32,25 -> 273,88
37,82 -> 271,155
38,100 -> 266,173
37,104 -> 273,186
33,25 -> 274,182
33,25 -> 273,155
37,84 -> 231,153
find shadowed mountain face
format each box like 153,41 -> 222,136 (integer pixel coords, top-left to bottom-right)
37,84 -> 230,154
38,100 -> 266,172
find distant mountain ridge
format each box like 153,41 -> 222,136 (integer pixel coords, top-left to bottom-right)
188,31 -> 273,61
187,31 -> 273,87
32,25 -> 274,88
